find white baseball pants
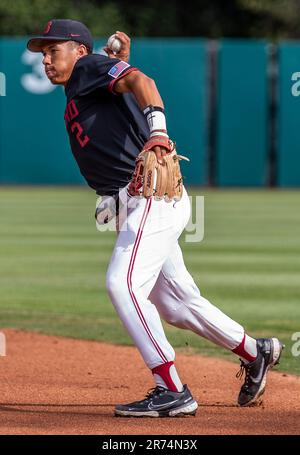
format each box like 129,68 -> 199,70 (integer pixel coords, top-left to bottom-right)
106,186 -> 245,369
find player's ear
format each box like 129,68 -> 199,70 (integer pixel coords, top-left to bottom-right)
77,43 -> 88,58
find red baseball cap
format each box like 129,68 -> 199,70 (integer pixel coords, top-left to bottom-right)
27,19 -> 94,52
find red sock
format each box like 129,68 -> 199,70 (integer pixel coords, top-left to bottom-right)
151,361 -> 183,392
232,334 -> 257,362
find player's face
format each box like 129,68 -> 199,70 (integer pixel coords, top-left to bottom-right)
42,41 -> 85,86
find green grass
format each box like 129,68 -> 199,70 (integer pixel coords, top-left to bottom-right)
0,187 -> 300,374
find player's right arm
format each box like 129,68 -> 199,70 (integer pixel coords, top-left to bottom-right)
104,31 -> 131,62
114,70 -> 169,162
114,70 -> 164,111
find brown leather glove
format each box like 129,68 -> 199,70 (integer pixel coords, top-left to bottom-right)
128,138 -> 189,201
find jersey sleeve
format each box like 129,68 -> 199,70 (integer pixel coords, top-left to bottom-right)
66,54 -> 138,98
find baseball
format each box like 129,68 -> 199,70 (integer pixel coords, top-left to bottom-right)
107,34 -> 122,53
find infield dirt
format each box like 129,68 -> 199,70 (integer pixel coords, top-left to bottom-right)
0,329 -> 299,435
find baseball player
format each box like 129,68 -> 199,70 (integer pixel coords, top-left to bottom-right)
27,19 -> 284,418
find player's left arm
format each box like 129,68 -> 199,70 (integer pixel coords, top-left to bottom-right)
114,70 -> 168,162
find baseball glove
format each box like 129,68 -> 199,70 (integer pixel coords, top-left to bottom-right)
128,136 -> 189,201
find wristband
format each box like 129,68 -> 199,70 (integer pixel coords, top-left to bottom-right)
143,105 -> 168,138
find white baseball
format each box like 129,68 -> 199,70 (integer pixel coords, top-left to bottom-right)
107,34 -> 122,53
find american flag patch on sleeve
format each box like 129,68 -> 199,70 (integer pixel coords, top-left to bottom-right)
108,61 -> 130,79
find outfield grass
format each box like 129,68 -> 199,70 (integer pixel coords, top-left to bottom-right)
0,187 -> 299,374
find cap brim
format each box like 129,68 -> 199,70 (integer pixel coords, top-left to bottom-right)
27,36 -> 71,52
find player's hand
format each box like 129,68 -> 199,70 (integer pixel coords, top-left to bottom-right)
153,146 -> 168,164
104,31 -> 131,62
142,136 -> 171,165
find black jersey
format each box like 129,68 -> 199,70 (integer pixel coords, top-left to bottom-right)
64,54 -> 149,195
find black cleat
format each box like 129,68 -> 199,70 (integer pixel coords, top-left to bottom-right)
237,337 -> 284,407
115,384 -> 198,417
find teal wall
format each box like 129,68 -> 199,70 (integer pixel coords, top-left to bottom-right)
0,38 -> 207,186
0,38 -> 84,184
216,40 -> 268,186
131,39 -> 207,185
278,43 -> 300,186
0,38 -> 300,187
